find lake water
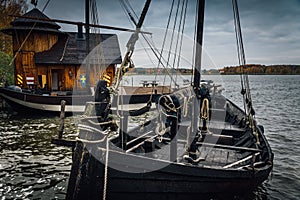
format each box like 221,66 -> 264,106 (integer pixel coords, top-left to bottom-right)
0,75 -> 299,199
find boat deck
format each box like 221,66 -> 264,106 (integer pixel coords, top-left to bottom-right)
151,139 -> 258,169
78,96 -> 264,171
102,118 -> 259,170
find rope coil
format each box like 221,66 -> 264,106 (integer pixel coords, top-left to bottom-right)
200,98 -> 209,120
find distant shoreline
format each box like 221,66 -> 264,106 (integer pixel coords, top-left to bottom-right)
218,73 -> 300,75
126,73 -> 300,75
219,64 -> 300,75
125,65 -> 300,75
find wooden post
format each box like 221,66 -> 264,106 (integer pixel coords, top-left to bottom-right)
52,100 -> 76,148
85,0 -> 90,89
202,118 -> 207,132
58,100 -> 66,139
144,138 -> 155,153
170,118 -> 178,162
120,114 -> 128,150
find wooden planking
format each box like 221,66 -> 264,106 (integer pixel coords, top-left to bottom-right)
223,152 -> 260,169
20,32 -> 34,51
34,33 -> 58,52
64,66 -> 76,91
196,142 -> 261,153
13,32 -> 58,52
34,34 -> 48,52
14,54 -> 24,86
48,33 -> 58,50
197,147 -> 240,166
22,52 -> 36,81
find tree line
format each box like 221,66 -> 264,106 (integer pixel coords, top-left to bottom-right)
220,64 -> 300,75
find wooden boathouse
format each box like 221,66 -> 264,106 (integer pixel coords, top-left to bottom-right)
1,8 -> 122,94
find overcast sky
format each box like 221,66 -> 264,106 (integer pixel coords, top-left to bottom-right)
27,0 -> 300,69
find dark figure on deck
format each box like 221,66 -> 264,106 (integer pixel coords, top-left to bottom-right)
94,80 -> 111,125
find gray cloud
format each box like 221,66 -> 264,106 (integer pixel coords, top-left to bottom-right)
29,0 -> 300,67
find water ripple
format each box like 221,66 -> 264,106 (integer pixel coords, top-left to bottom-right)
0,75 -> 299,199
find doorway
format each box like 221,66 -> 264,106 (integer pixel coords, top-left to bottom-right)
51,69 -> 64,91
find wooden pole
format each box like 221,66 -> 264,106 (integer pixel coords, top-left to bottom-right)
170,118 -> 178,162
120,115 -> 128,150
58,100 -> 66,139
190,0 -> 205,151
85,0 -> 90,89
9,15 -> 152,34
193,0 -> 205,89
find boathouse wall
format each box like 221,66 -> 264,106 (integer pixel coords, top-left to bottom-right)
12,31 -> 58,52
1,8 -> 122,92
12,31 -> 59,88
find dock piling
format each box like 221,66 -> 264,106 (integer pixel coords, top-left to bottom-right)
58,100 -> 66,139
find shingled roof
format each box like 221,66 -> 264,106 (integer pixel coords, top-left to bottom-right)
2,8 -> 61,34
35,32 -> 122,65
1,7 -> 122,65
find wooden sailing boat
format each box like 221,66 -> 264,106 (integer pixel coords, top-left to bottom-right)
53,0 -> 273,199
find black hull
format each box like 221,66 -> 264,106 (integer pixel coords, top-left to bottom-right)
63,90 -> 273,200
66,142 -> 272,200
0,87 -> 92,113
0,87 -> 162,114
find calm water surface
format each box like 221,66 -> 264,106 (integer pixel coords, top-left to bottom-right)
0,116 -> 76,199
0,75 -> 299,199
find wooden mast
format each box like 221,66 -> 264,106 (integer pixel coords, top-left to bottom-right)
190,0 -> 205,148
85,0 -> 90,89
193,0 -> 205,89
86,0 -> 90,56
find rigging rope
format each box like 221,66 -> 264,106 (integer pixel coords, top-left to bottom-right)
124,0 -> 139,20
59,36 -> 69,61
119,0 -> 158,83
232,0 -> 247,114
232,0 -> 258,141
139,0 -> 188,90
111,0 -> 151,92
154,0 -> 175,91
163,0 -> 181,89
119,0 -> 136,27
175,0 -> 188,84
232,0 -> 254,120
163,0 -> 184,87
118,0 -> 189,92
90,0 -> 106,83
